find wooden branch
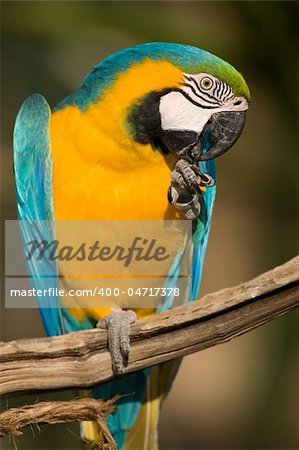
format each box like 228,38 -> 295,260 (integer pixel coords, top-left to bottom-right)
1,256 -> 298,398
0,397 -> 118,449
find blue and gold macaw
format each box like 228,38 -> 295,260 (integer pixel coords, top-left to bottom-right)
14,43 -> 249,449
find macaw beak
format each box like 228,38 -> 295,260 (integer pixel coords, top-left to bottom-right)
198,110 -> 247,161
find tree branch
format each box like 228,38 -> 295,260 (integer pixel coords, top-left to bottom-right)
0,397 -> 118,449
1,256 -> 298,398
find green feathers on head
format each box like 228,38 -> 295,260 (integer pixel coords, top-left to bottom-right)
187,60 -> 250,101
159,44 -> 250,101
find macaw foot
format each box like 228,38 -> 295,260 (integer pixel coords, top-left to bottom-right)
168,159 -> 214,220
97,309 -> 136,376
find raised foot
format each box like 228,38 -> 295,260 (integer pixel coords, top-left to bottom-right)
97,309 -> 136,376
168,159 -> 215,220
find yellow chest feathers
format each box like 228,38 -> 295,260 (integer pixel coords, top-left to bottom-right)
50,59 -> 184,220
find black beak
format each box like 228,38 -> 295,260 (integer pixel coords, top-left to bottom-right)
199,110 -> 247,161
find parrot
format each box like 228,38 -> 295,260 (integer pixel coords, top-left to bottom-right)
13,42 -> 249,449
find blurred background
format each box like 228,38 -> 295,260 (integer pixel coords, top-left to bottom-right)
1,1 -> 298,449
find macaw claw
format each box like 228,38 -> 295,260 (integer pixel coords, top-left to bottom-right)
190,164 -> 215,187
97,309 -> 136,376
168,159 -> 214,220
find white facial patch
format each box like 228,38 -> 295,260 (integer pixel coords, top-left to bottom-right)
159,91 -> 213,133
159,72 -> 248,133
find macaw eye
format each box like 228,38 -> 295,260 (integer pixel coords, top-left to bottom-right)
200,77 -> 213,90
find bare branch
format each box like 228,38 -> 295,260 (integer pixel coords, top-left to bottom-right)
0,396 -> 118,448
1,256 -> 298,398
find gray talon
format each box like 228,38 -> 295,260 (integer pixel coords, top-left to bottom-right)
97,309 -> 136,376
168,158 -> 214,219
191,165 -> 215,187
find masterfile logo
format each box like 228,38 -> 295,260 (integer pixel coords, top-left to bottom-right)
5,220 -> 192,308
25,236 -> 170,267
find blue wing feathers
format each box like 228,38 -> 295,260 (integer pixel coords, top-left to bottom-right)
13,94 -> 63,335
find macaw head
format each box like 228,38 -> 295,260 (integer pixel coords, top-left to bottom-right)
58,43 -> 249,162
126,47 -> 249,162
126,43 -> 249,162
